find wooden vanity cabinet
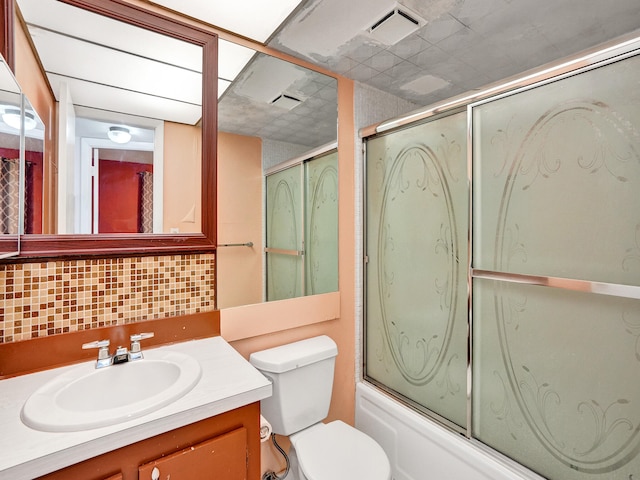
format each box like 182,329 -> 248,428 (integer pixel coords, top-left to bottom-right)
37,402 -> 260,480
138,427 -> 247,479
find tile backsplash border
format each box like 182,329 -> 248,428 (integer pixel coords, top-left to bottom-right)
0,254 -> 215,343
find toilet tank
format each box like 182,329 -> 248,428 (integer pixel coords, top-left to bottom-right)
249,335 -> 338,436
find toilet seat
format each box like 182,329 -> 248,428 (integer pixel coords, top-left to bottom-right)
290,420 -> 391,480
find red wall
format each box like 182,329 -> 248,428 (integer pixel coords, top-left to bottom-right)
99,159 -> 152,234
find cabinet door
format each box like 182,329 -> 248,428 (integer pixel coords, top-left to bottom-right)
138,427 -> 247,480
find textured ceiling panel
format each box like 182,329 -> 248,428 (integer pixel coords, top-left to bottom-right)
218,53 -> 337,149
270,0 -> 640,107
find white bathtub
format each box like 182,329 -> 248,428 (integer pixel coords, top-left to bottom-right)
355,383 -> 545,480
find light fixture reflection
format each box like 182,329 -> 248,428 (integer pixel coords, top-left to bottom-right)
108,126 -> 131,144
2,108 -> 37,131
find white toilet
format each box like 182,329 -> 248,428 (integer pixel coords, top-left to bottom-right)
250,335 -> 391,480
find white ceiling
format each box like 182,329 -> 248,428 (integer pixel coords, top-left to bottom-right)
17,0 -> 203,125
147,0 -> 304,43
269,0 -> 640,106
14,0 -> 640,151
15,0 -> 315,145
147,0 -> 640,149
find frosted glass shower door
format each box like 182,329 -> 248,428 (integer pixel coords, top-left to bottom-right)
365,111 -> 468,428
473,56 -> 640,286
472,53 -> 640,479
305,151 -> 338,295
474,280 -> 640,480
266,165 -> 303,301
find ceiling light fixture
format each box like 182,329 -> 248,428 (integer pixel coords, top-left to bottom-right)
2,108 -> 37,131
108,126 -> 132,144
369,5 -> 424,45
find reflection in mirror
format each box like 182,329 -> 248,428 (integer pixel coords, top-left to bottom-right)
0,55 -> 21,257
16,0 -> 203,236
265,149 -> 338,302
219,51 -> 337,150
61,108 -> 160,234
21,95 -> 44,234
217,47 -> 338,308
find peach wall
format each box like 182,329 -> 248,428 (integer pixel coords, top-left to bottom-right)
217,132 -> 263,308
163,122 -> 202,233
13,12 -> 57,233
221,292 -> 340,341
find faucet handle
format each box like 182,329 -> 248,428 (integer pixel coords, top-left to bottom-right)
129,332 -> 154,360
82,339 -> 110,357
82,339 -> 110,348
130,332 -> 154,343
82,339 -> 112,368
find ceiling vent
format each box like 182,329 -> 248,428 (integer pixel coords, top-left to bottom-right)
369,5 -> 424,45
270,93 -> 302,110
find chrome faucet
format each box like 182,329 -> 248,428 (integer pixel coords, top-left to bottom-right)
82,339 -> 113,368
82,332 -> 154,368
113,345 -> 129,365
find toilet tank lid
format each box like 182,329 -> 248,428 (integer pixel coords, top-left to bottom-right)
249,335 -> 338,373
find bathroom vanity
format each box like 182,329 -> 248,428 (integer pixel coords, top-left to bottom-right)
38,404 -> 257,479
0,319 -> 272,480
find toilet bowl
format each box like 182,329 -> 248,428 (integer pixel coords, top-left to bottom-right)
249,336 -> 390,480
290,420 -> 390,480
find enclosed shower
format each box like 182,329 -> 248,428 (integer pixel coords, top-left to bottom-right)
363,37 -> 640,480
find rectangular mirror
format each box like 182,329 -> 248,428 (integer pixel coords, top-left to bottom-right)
12,0 -> 217,257
216,47 -> 338,308
0,53 -> 21,257
21,94 -> 44,234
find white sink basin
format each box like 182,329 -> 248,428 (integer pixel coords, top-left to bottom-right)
21,350 -> 202,432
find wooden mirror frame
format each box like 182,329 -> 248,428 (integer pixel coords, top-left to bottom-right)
2,0 -> 217,258
0,0 -> 13,71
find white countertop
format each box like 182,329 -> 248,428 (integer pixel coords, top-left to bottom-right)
0,336 -> 272,479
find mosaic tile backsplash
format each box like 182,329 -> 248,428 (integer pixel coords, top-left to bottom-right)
0,254 -> 215,343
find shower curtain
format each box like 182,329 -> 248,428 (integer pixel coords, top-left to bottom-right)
0,157 -> 20,234
138,171 -> 153,233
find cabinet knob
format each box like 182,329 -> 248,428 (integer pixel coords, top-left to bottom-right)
151,466 -> 160,480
